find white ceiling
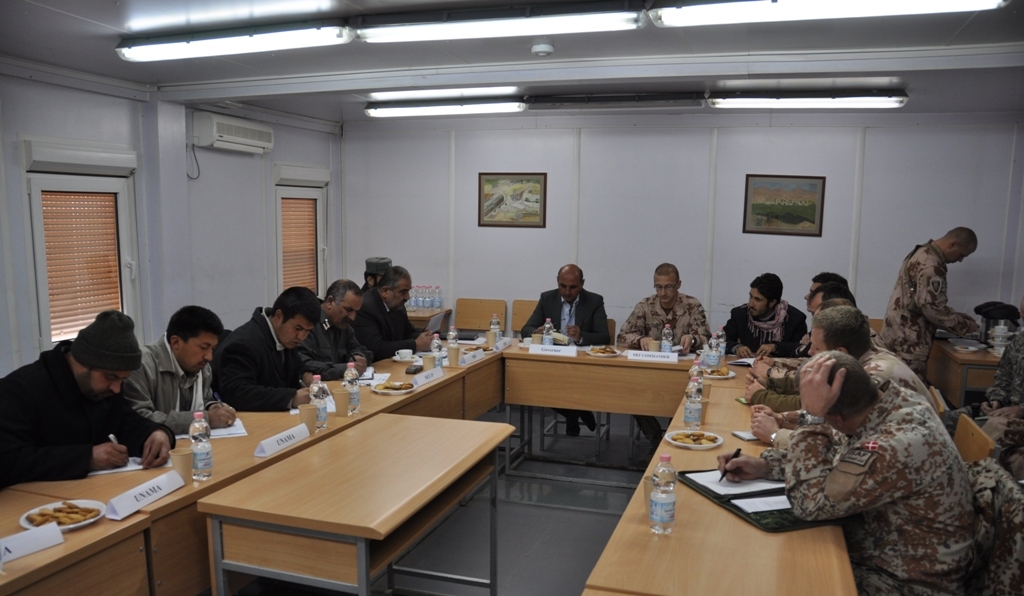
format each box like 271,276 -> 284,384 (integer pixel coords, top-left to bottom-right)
1,0 -> 1023,122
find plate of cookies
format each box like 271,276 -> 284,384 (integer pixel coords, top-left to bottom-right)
21,500 -> 105,532
587,346 -> 621,358
372,381 -> 415,395
665,431 -> 723,450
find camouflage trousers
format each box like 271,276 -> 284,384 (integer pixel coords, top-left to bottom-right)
981,417 -> 1024,481
855,564 -> 963,596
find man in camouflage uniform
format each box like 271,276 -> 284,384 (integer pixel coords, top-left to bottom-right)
618,263 -> 710,449
881,227 -> 980,381
721,352 -> 977,595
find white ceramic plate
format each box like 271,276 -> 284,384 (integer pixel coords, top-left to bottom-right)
371,384 -> 415,396
587,348 -> 621,358
703,370 -> 737,380
20,500 -> 106,532
665,431 -> 723,450
954,345 -> 979,352
391,356 -> 420,363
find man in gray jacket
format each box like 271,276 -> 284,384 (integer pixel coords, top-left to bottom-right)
123,306 -> 236,435
299,279 -> 373,381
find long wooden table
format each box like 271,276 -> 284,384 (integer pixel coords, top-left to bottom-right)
198,414 -> 513,596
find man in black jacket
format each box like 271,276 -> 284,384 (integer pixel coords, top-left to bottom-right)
724,273 -> 807,358
299,279 -> 373,380
213,287 -> 320,411
352,266 -> 432,362
0,311 -> 174,489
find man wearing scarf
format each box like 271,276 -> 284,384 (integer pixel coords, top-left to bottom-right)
724,273 -> 808,358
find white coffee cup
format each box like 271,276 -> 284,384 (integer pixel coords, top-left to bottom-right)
396,349 -> 413,359
522,337 -> 532,346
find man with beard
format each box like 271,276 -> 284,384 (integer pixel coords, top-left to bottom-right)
352,266 -> 433,362
724,273 -> 807,358
0,311 -> 174,489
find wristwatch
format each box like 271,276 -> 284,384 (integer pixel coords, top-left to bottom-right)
797,411 -> 826,426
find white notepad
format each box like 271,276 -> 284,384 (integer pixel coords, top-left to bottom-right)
732,495 -> 792,513
684,470 -> 785,496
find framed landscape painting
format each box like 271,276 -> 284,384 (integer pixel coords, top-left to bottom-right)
742,174 -> 826,237
478,173 -> 547,228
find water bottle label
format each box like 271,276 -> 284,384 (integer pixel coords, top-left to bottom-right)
349,388 -> 360,407
684,402 -> 702,425
704,350 -> 721,367
543,336 -> 554,346
316,405 -> 327,423
661,339 -> 672,353
649,497 -> 675,524
193,450 -> 213,471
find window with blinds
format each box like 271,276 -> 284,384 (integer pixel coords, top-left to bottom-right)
280,197 -> 318,292
40,191 -> 123,342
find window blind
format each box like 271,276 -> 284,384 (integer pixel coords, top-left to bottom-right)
41,191 -> 122,342
281,198 -> 318,292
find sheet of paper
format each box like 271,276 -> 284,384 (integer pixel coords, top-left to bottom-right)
359,366 -> 375,380
175,417 -> 247,440
729,358 -> 756,367
458,337 -> 486,345
732,495 -> 792,513
684,470 -> 785,496
359,372 -> 390,387
88,457 -> 171,476
731,430 -> 759,441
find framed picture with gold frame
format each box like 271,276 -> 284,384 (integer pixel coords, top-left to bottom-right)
478,173 -> 547,228
742,174 -> 825,237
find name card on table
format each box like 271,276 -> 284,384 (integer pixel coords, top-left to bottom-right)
459,349 -> 488,366
254,423 -> 310,457
528,344 -> 578,357
412,367 -> 444,387
627,350 -> 679,363
0,523 -> 64,563
493,338 -> 513,352
106,471 -> 185,520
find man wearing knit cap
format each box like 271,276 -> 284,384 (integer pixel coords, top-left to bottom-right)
0,311 -> 175,489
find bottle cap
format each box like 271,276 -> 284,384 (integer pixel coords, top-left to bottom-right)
450,326 -> 456,330
545,318 -> 551,322
313,375 -> 321,381
659,454 -> 671,463
193,411 -> 204,419
433,333 -> 440,337
493,313 -> 498,317
346,362 -> 356,368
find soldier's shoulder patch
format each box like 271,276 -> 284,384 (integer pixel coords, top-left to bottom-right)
840,449 -> 877,468
929,277 -> 943,294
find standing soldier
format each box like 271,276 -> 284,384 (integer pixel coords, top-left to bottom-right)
881,227 -> 980,381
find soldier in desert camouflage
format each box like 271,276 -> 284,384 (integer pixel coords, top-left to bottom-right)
720,352 -> 977,595
881,227 -> 980,381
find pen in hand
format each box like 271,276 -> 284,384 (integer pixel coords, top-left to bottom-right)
719,448 -> 742,482
108,434 -> 118,445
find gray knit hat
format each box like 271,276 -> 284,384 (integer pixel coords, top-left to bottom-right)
365,257 -> 392,276
71,310 -> 142,371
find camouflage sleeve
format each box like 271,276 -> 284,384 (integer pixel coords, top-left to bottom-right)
985,334 -> 1023,406
915,265 -> 974,336
616,303 -> 647,349
760,448 -> 789,481
687,301 -> 712,350
785,425 -> 921,521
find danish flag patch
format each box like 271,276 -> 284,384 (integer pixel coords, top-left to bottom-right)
863,441 -> 879,451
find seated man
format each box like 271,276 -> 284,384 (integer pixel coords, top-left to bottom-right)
0,311 -> 174,489
721,353 -> 976,595
123,305 -> 236,435
352,266 -> 432,362
299,279 -> 373,381
522,264 -> 610,436
361,256 -> 391,292
618,262 -> 710,447
213,287 -> 320,411
724,273 -> 807,358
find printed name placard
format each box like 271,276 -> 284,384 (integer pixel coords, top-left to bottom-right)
459,349 -> 488,366
412,366 -> 444,387
0,522 -> 64,563
627,350 -> 679,363
529,344 -> 578,357
106,471 -> 185,520
492,338 -> 513,352
254,423 -> 310,457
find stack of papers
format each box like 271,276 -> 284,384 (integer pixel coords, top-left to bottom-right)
174,418 -> 248,440
683,470 -> 785,496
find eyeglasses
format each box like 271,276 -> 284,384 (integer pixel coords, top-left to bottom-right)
654,285 -> 676,292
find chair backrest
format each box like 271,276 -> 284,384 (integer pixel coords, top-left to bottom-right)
455,298 -> 506,332
607,318 -> 616,344
511,299 -> 539,336
868,318 -> 883,333
955,414 -> 996,463
928,385 -> 948,416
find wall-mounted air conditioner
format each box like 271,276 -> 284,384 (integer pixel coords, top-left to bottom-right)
192,112 -> 274,154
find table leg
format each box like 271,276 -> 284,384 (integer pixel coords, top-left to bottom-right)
490,450 -> 499,596
357,538 -> 371,596
210,517 -> 229,596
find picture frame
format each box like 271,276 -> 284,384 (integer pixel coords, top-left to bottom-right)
478,173 -> 547,228
742,174 -> 826,237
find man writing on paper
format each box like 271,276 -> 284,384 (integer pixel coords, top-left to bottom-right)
0,311 -> 175,489
299,279 -> 373,381
352,266 -> 432,362
213,287 -> 320,411
724,273 -> 807,358
123,305 -> 236,435
522,264 -> 610,436
881,226 -> 980,381
618,262 -> 711,448
719,353 -> 976,595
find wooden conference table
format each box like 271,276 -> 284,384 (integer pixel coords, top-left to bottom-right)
927,339 -> 1000,408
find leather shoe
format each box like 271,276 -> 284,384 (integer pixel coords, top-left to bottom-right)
565,418 -> 581,436
580,411 -> 597,432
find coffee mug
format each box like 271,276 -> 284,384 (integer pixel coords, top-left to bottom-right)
522,337 -> 533,347
396,349 -> 413,360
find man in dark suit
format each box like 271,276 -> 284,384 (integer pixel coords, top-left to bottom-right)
522,264 -> 611,435
352,266 -> 432,362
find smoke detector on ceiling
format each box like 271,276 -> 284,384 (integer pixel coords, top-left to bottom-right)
531,41 -> 554,57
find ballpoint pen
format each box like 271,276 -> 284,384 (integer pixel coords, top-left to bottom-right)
108,433 -> 118,444
719,448 -> 742,482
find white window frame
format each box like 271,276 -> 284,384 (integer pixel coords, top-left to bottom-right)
26,173 -> 142,352
276,185 -> 328,296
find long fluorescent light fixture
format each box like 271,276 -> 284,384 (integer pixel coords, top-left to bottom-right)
708,91 -> 909,109
368,87 -> 521,102
650,0 -> 1010,27
365,99 -> 526,118
357,12 -> 643,43
116,21 -> 352,62
527,93 -> 704,110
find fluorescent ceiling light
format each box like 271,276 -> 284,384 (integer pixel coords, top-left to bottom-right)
357,12 -> 642,43
116,23 -> 352,62
368,87 -> 521,102
365,102 -> 526,118
650,0 -> 1009,27
708,95 -> 908,109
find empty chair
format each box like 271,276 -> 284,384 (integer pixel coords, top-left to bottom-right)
455,298 -> 507,333
955,414 -> 996,462
512,299 -> 538,337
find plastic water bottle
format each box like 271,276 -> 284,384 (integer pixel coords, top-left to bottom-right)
490,313 -> 502,341
430,333 -> 444,368
706,329 -> 721,367
684,374 -> 703,430
447,325 -> 458,347
189,412 -> 213,481
435,286 -> 443,309
343,363 -> 360,416
649,454 -> 676,534
660,324 -> 673,353
717,326 -> 727,360
542,318 -> 555,345
310,374 -> 329,430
